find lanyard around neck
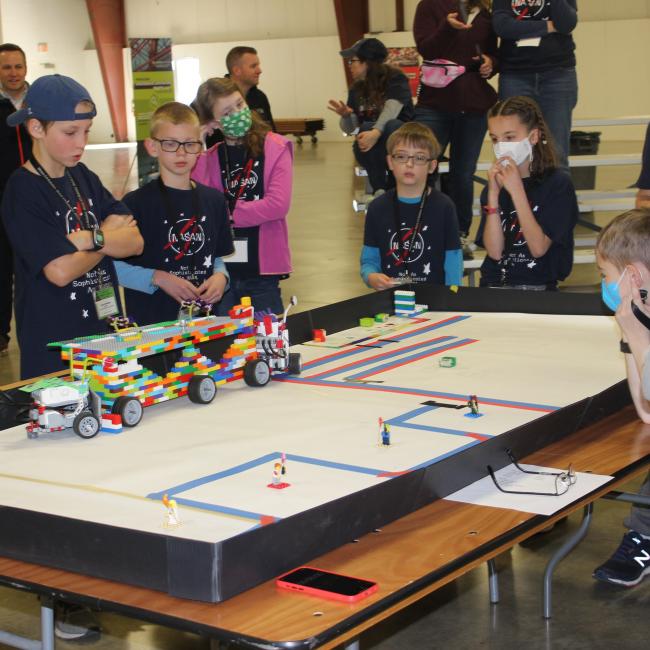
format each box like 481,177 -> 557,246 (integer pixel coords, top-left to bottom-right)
392,188 -> 428,272
219,144 -> 254,217
29,154 -> 91,230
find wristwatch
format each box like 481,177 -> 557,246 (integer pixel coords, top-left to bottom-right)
92,229 -> 105,251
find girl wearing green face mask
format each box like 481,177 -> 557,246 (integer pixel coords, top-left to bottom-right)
193,77 -> 294,316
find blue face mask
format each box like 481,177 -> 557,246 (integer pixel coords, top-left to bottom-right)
601,268 -> 626,311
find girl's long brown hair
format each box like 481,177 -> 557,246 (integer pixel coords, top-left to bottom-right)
195,77 -> 270,158
352,61 -> 402,115
488,96 -> 558,177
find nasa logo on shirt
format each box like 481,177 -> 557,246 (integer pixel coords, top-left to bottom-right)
511,0 -> 546,19
389,228 -> 425,264
228,163 -> 259,198
166,218 -> 206,258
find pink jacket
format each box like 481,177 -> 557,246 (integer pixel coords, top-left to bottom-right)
192,132 -> 293,275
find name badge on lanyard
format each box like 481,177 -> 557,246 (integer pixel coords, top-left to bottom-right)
93,284 -> 119,319
230,238 -> 249,263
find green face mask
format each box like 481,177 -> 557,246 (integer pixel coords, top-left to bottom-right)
220,106 -> 252,138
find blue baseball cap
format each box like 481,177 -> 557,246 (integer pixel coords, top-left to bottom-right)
7,74 -> 96,127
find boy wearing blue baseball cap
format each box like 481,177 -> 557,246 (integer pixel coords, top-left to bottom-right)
1,74 -> 143,379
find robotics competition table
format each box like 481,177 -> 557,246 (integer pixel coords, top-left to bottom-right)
1,286 -> 647,648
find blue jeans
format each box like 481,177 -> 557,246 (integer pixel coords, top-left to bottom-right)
499,67 -> 578,170
353,119 -> 403,192
414,107 -> 487,235
215,276 -> 284,316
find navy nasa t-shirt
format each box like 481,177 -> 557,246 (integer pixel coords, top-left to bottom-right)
121,179 -> 233,325
218,143 -> 265,279
476,170 -> 578,287
1,163 -> 129,379
363,188 -> 460,284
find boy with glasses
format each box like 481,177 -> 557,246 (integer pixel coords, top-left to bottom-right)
360,122 -> 462,289
115,102 -> 233,325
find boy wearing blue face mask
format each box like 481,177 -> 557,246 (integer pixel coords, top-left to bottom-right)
476,95 -> 578,289
594,208 -> 650,586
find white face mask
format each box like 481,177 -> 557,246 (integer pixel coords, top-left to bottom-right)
493,136 -> 533,166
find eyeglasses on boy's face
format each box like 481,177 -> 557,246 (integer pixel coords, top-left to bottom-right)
391,153 -> 433,166
346,57 -> 362,66
153,138 -> 203,154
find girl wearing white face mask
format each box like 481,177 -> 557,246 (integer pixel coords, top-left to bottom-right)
476,95 -> 578,290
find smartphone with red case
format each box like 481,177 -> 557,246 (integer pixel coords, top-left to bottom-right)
276,566 -> 378,603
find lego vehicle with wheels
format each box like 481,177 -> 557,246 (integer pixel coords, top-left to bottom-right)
21,363 -> 104,439
253,296 -> 302,377
26,296 -> 301,438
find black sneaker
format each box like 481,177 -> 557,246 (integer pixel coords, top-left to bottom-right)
54,604 -> 101,642
593,530 -> 650,586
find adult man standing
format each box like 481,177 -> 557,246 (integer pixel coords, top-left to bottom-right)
225,46 -> 276,131
0,43 -> 31,355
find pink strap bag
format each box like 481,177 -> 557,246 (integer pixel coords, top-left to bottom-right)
420,59 -> 466,88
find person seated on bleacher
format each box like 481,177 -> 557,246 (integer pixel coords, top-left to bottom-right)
593,209 -> 650,586
636,123 -> 650,210
476,96 -> 578,290
328,38 -> 414,199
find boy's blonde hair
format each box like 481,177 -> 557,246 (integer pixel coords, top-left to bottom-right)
596,209 -> 650,270
386,122 -> 441,160
150,102 -> 199,138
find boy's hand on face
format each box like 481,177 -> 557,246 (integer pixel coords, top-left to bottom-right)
153,270 -> 201,303
368,273 -> 395,291
103,213 -> 137,230
356,129 -> 381,152
616,273 -> 650,347
196,272 -> 228,305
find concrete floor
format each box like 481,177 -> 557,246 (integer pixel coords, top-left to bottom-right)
1,138 -> 648,648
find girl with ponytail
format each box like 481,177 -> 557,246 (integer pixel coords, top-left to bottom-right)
477,95 -> 578,290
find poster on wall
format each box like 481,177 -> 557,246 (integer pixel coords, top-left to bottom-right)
129,38 -> 174,186
387,47 -> 420,99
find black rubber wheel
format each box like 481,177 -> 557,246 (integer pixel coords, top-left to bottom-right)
288,352 -> 302,375
73,411 -> 100,439
188,375 -> 217,404
244,359 -> 271,387
112,396 -> 143,427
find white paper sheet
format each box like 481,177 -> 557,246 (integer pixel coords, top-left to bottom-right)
445,464 -> 613,516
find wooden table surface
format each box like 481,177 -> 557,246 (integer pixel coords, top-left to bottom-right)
1,406 -> 649,649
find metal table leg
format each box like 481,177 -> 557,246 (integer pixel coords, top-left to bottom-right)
487,559 -> 499,604
0,596 -> 54,650
542,504 -> 593,619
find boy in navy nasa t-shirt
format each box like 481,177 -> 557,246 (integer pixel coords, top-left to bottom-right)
115,102 -> 233,325
1,75 -> 143,378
